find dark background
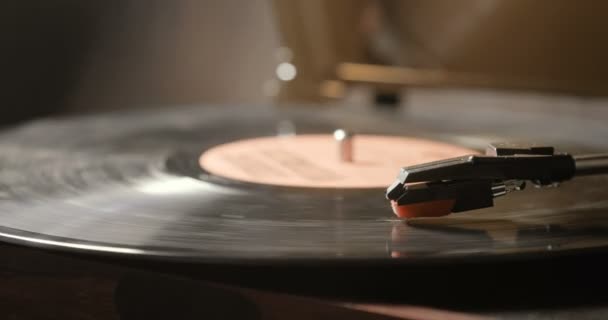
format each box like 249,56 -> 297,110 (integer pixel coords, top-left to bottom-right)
1,0 -> 279,125
4,0 -> 608,126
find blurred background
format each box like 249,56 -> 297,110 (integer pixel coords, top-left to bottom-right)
4,0 -> 608,125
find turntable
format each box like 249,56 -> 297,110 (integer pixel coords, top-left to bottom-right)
2,88 -> 608,318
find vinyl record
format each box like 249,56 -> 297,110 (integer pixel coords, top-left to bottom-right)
1,94 -> 608,265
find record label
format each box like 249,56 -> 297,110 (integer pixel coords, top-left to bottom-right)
199,135 -> 476,188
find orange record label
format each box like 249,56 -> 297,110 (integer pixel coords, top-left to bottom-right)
199,135 -> 476,188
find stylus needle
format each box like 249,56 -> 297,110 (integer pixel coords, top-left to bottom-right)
386,143 -> 608,218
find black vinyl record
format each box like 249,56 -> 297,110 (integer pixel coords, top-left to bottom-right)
1,95 -> 608,267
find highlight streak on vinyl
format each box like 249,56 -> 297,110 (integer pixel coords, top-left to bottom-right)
199,135 -> 476,188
